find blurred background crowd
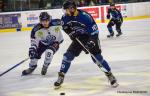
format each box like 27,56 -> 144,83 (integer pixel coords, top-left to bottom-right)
0,0 -> 150,12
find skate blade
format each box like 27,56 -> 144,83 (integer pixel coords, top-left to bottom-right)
54,85 -> 61,90
111,83 -> 119,88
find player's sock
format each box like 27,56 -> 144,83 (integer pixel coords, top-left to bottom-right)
93,54 -> 111,72
60,52 -> 75,73
107,27 -> 114,38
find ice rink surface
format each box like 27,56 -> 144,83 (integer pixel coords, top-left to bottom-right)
0,19 -> 150,96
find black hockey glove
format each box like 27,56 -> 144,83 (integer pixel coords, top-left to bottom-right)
68,30 -> 80,40
69,29 -> 86,40
66,21 -> 87,40
29,46 -> 37,59
85,39 -> 96,50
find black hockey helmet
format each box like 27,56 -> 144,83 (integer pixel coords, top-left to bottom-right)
63,0 -> 77,9
39,12 -> 51,21
110,3 -> 115,6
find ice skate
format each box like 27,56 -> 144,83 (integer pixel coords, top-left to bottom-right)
54,72 -> 65,89
105,72 -> 119,88
116,32 -> 122,37
107,33 -> 114,38
41,65 -> 48,75
22,65 -> 37,75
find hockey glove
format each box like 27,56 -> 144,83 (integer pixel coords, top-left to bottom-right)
85,39 -> 96,50
68,30 -> 79,40
69,29 -> 88,40
29,46 -> 37,59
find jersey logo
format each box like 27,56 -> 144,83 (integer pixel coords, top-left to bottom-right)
45,35 -> 56,45
55,27 -> 60,33
92,24 -> 98,31
41,34 -> 56,45
46,35 -> 56,41
37,31 -> 43,38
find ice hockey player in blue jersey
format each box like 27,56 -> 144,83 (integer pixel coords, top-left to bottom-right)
22,12 -> 63,75
54,0 -> 118,88
107,3 -> 123,38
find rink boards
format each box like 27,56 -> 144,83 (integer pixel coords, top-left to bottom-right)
0,2 -> 150,33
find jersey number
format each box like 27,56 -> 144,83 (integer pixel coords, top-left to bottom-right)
92,24 -> 98,31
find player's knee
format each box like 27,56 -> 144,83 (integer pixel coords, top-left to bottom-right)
44,49 -> 54,65
45,49 -> 54,60
63,52 -> 75,63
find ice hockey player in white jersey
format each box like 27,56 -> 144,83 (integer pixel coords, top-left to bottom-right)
22,12 -> 63,75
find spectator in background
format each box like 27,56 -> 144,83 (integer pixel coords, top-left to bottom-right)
100,0 -> 109,5
39,0 -> 47,9
51,0 -> 63,8
78,0 -> 86,7
1,0 -> 6,12
93,0 -> 101,5
0,0 -> 2,12
80,0 -> 86,7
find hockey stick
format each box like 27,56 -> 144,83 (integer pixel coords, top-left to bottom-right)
0,58 -> 29,77
75,38 -> 108,72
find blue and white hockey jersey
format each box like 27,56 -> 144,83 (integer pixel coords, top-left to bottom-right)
30,19 -> 64,47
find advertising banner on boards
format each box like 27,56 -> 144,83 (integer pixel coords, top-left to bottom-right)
80,7 -> 100,20
0,13 -> 22,29
25,12 -> 39,27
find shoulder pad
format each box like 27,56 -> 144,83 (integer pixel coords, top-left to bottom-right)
81,10 -> 91,18
32,23 -> 42,32
51,19 -> 62,26
80,10 -> 94,22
